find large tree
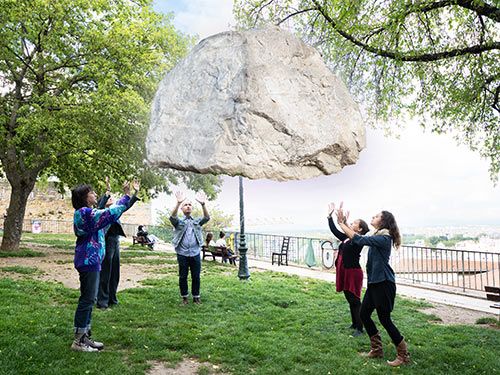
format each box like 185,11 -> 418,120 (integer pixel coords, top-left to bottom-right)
0,0 -> 221,251
235,0 -> 500,180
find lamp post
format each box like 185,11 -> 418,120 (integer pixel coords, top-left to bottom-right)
237,175 -> 250,279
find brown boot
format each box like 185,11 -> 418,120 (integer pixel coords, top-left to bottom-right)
361,332 -> 384,358
387,339 -> 410,366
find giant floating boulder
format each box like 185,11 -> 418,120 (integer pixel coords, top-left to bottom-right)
147,27 -> 365,181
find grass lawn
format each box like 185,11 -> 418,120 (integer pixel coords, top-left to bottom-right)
0,233 -> 498,374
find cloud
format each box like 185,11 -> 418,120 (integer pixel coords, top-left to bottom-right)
172,0 -> 235,39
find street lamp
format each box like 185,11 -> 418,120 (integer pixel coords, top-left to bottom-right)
237,175 -> 250,279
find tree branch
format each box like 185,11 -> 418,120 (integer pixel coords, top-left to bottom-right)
4,45 -> 37,78
391,0 -> 500,23
277,7 -> 317,25
311,0 -> 500,62
249,0 -> 277,27
493,84 -> 500,112
457,0 -> 500,23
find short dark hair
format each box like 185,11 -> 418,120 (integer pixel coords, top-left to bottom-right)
71,184 -> 92,210
219,231 -> 225,239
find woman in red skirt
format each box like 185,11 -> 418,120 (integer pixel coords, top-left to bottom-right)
327,202 -> 369,336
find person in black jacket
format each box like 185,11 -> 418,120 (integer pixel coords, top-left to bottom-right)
96,178 -> 140,309
327,202 -> 369,336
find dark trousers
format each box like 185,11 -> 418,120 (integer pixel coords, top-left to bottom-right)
360,281 -> 403,345
344,290 -> 363,330
74,271 -> 99,333
97,235 -> 120,307
177,254 -> 201,298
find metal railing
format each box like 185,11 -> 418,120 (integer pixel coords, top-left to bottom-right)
228,231 -> 331,267
391,245 -> 500,292
228,231 -> 499,293
6,218 -> 499,293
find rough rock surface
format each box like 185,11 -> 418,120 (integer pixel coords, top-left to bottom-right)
147,27 -> 365,181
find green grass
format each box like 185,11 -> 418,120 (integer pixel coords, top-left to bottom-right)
21,232 -> 75,250
0,248 -> 45,258
0,265 -> 43,275
0,235 -> 499,375
476,317 -> 500,327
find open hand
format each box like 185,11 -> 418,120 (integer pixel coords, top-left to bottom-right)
327,202 -> 335,217
105,176 -> 111,194
195,191 -> 207,205
336,207 -> 349,224
175,191 -> 186,203
132,179 -> 140,194
122,180 -> 131,195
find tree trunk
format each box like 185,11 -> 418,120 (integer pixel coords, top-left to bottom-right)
1,177 -> 37,251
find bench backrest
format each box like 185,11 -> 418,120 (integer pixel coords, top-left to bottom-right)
485,286 -> 500,302
207,245 -> 227,255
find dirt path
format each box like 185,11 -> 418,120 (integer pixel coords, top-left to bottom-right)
0,245 -> 164,290
147,360 -> 229,375
418,304 -> 497,325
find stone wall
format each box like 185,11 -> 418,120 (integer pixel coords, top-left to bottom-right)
0,179 -> 152,226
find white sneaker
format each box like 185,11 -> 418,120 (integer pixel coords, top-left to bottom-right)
71,338 -> 99,352
83,333 -> 104,350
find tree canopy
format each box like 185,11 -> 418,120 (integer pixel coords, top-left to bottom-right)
157,206 -> 234,232
0,0 -> 222,194
235,0 -> 500,180
0,0 -> 221,250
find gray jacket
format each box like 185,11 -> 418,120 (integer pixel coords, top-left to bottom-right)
170,215 -> 210,249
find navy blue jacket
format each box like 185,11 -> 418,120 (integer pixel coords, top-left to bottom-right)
352,233 -> 395,284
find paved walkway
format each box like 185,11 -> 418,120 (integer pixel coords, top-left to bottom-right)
152,242 -> 495,315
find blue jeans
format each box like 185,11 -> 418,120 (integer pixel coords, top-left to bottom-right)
177,254 -> 201,298
74,271 -> 99,333
97,235 -> 120,307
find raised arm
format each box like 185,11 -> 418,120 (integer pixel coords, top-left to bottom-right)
75,182 -> 131,236
97,194 -> 110,209
196,191 -> 210,225
124,179 -> 141,211
328,217 -> 348,241
169,191 -> 185,227
337,206 -> 355,239
97,176 -> 112,209
327,203 -> 347,241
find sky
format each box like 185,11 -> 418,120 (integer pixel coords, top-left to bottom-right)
150,0 -> 500,232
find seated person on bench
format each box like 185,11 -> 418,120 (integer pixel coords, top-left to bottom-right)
136,225 -> 158,245
203,232 -> 222,259
137,225 -> 148,239
215,231 -> 236,262
205,232 -> 217,247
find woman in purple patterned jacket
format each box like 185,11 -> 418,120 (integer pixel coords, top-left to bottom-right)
70,180 -> 137,352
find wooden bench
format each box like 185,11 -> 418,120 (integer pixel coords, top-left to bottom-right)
485,285 -> 500,320
202,245 -> 237,265
132,235 -> 154,250
271,237 -> 291,266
